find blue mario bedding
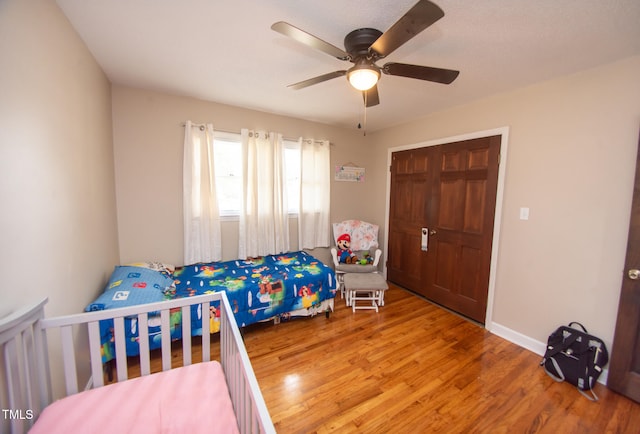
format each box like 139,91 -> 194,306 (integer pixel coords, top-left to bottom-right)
87,251 -> 336,361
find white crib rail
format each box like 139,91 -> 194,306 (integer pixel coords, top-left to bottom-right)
1,292 -> 275,434
0,298 -> 49,434
219,291 -> 276,434
39,293 -> 216,392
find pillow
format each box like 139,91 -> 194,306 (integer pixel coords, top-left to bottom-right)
85,266 -> 175,312
126,261 -> 175,276
332,220 -> 379,251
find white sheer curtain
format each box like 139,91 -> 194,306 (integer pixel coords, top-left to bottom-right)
183,121 -> 222,264
298,138 -> 331,248
238,129 -> 290,258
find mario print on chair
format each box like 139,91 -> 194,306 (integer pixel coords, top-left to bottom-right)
336,233 -> 358,264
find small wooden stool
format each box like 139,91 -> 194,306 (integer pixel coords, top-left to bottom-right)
343,273 -> 388,312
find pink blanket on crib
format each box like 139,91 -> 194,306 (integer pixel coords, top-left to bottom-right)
31,361 -> 239,434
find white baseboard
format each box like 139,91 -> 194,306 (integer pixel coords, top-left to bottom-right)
488,321 -> 608,385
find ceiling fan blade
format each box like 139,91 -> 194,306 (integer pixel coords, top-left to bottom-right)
363,85 -> 380,107
383,62 -> 459,84
271,21 -> 350,60
288,71 -> 347,90
370,0 -> 444,58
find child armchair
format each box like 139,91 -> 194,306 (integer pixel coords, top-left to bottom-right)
330,220 -> 383,296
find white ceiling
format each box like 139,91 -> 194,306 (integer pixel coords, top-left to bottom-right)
56,0 -> 640,132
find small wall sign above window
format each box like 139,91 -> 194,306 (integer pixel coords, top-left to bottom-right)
335,164 -> 365,182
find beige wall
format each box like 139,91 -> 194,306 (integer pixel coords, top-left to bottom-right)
0,0 -> 119,400
370,55 -> 640,353
111,86 -> 374,264
0,0 -> 119,316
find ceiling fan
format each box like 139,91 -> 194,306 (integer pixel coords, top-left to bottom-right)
271,0 -> 459,108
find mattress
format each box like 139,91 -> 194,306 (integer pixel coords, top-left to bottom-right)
30,361 -> 239,434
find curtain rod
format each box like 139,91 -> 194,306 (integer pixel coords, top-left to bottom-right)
181,122 -> 330,145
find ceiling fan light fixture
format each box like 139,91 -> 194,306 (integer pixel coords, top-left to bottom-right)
347,63 -> 380,91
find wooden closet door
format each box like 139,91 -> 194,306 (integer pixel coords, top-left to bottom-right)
387,147 -> 433,291
424,136 -> 500,323
387,135 -> 501,324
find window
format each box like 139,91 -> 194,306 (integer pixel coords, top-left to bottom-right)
212,132 -> 242,216
211,132 -> 301,216
283,140 -> 300,214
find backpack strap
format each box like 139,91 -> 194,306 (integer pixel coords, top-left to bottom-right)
578,386 -> 598,401
544,351 -> 599,401
585,345 -> 607,385
539,329 -> 580,366
568,321 -> 588,333
543,357 -> 565,382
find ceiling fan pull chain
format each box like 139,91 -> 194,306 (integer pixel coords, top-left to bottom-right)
362,92 -> 367,136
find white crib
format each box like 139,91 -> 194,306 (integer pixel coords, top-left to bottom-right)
0,292 -> 275,434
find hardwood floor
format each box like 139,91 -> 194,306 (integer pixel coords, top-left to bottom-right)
242,284 -> 640,433
130,284 -> 640,433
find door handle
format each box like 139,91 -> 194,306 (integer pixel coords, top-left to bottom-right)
429,229 -> 437,236
628,269 -> 640,280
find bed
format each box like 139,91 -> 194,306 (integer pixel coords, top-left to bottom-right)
0,292 -> 275,434
87,250 -> 337,360
173,250 -> 337,325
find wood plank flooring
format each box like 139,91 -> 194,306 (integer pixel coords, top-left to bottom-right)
243,284 -> 640,433
131,284 -> 640,433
